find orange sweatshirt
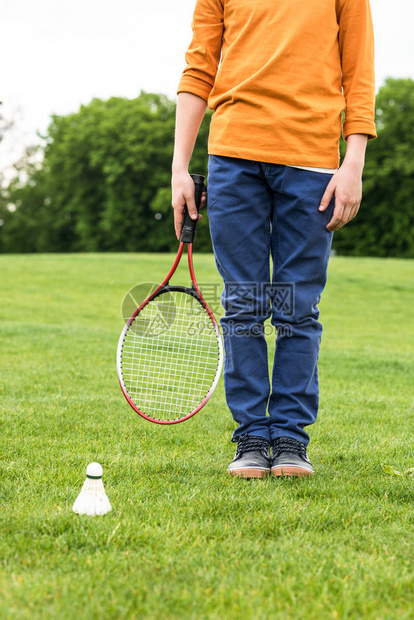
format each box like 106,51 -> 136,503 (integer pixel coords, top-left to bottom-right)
177,0 -> 377,169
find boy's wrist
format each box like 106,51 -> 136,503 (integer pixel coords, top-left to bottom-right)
172,161 -> 189,173
341,157 -> 365,172
342,134 -> 368,172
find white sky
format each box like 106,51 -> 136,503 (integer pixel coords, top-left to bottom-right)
1,0 -> 413,171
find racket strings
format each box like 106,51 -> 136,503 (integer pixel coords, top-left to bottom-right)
120,290 -> 221,421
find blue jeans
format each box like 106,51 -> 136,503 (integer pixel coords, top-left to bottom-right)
207,155 -> 335,445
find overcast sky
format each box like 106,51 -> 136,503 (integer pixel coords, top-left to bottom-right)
1,0 -> 413,170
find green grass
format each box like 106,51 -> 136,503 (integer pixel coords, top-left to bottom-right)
1,253 -> 414,620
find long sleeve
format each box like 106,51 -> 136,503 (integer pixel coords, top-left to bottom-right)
177,0 -> 224,102
337,0 -> 377,140
176,0 -> 375,168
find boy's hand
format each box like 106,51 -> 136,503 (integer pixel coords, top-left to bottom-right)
318,162 -> 363,232
172,169 -> 206,240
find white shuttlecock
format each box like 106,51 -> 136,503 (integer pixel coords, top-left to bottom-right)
72,462 -> 112,516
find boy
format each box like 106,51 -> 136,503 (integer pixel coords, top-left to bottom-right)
171,0 -> 376,477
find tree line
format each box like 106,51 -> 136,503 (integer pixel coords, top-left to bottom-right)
0,78 -> 413,257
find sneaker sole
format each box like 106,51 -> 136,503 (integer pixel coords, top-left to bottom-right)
227,467 -> 270,479
271,466 -> 314,477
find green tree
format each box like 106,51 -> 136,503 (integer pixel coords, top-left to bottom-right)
0,146 -> 49,253
0,92 -> 212,253
333,77 -> 414,257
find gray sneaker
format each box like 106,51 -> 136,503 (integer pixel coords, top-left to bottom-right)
271,437 -> 314,477
227,434 -> 271,478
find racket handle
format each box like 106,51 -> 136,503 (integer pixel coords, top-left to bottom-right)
180,174 -> 206,244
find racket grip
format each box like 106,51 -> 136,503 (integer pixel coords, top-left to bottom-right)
180,174 -> 206,244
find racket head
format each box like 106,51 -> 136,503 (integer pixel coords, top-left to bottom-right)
117,285 -> 223,424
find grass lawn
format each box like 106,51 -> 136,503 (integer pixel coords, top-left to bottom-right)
1,252 -> 414,619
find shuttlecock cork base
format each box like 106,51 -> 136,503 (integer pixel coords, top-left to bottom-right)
73,462 -> 112,516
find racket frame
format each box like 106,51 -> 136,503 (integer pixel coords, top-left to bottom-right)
117,241 -> 223,424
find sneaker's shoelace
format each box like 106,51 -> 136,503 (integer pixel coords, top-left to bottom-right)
272,437 -> 308,460
234,434 -> 270,459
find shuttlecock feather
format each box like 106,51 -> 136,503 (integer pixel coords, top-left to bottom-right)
73,462 -> 112,516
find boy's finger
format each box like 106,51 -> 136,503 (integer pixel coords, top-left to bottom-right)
319,183 -> 335,212
326,203 -> 345,231
174,210 -> 184,239
184,192 -> 198,220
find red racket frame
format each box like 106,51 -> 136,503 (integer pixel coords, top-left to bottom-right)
117,241 -> 223,424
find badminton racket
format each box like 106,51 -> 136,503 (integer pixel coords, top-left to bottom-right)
117,174 -> 223,424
